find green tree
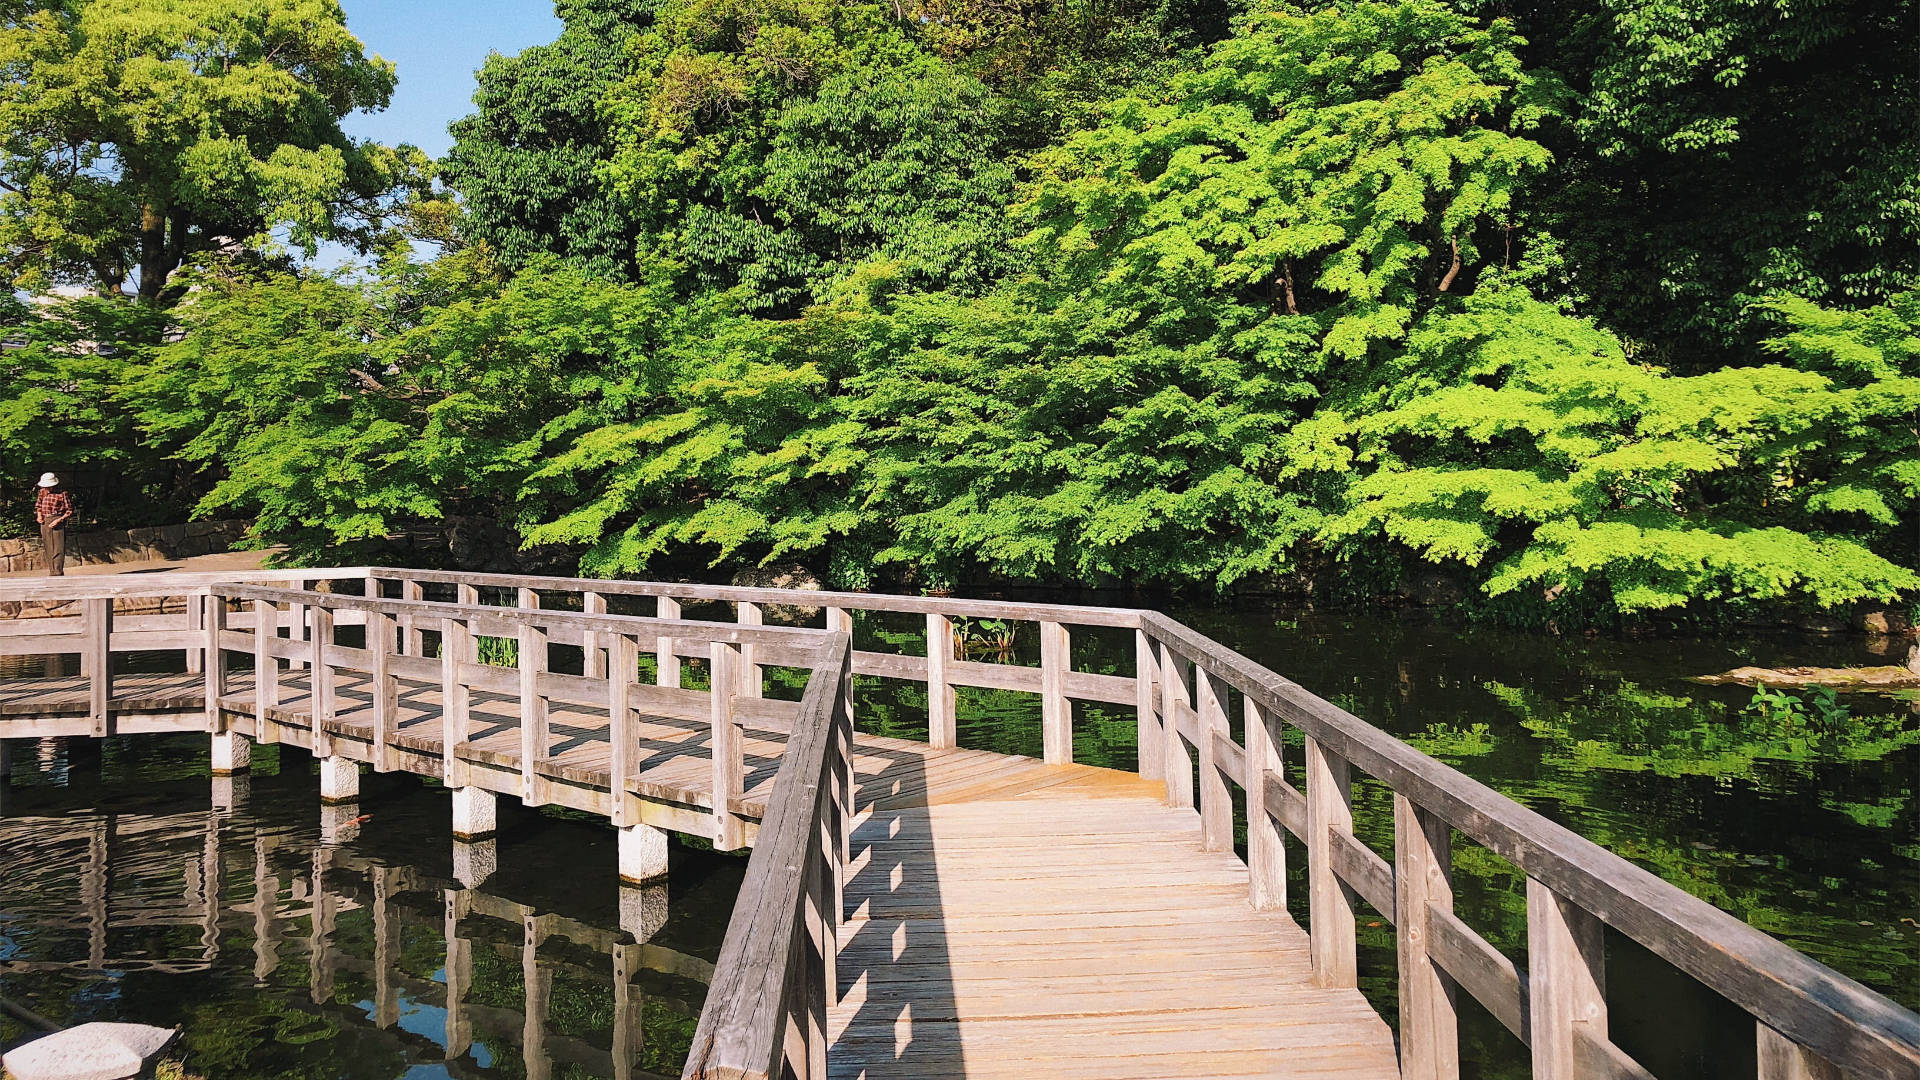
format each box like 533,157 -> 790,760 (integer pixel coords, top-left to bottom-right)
442,0 -> 658,280
1515,0 -> 1920,358
0,0 -> 421,303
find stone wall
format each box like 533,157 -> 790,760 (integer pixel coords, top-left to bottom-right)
0,519 -> 250,574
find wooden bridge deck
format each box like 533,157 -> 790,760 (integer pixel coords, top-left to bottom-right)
0,667 -> 1398,1080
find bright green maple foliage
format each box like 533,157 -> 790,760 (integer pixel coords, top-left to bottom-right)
0,0 -> 420,302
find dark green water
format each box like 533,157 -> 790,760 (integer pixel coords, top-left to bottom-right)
0,735 -> 741,1080
3,606 -> 1916,1079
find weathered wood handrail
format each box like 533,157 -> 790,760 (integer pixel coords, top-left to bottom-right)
682,632 -> 853,1080
1136,611 -> 1920,1080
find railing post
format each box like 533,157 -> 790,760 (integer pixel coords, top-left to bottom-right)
441,615 -> 473,789
583,591 -> 608,679
518,619 -> 549,805
185,593 -> 204,675
370,608 -> 397,773
1395,794 -> 1459,1080
1527,878 -> 1606,1080
287,581 -> 307,670
926,612 -> 956,750
709,640 -> 745,850
737,601 -> 763,700
85,597 -> 111,737
203,593 -> 228,732
1195,665 -> 1231,852
656,597 -> 681,688
1245,697 -> 1285,910
1758,1024 -> 1843,1080
253,600 -> 280,745
609,634 -> 639,828
401,579 -> 424,656
1158,643 -> 1193,808
310,605 -> 335,756
1305,735 -> 1357,988
1039,620 -> 1071,765
1134,630 -> 1163,781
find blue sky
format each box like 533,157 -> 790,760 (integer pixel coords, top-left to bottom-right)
339,0 -> 563,158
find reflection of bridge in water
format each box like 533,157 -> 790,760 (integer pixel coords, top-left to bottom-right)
0,765 -> 702,1080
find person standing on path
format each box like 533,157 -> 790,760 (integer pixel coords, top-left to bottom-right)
33,473 -> 73,577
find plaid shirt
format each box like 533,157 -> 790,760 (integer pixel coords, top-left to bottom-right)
34,488 -> 72,525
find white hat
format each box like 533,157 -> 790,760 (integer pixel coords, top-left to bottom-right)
37,473 -> 57,488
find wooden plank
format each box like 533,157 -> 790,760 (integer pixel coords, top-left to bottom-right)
926,612 -> 956,750
401,579 -> 424,656
1195,666 -> 1232,852
609,634 -> 638,828
710,641 -> 745,851
370,609 -> 397,772
202,594 -> 227,732
85,597 -> 110,735
582,591 -> 607,679
1396,794 -> 1459,1080
518,621 -> 549,804
1576,1028 -> 1658,1080
1135,631 -> 1163,782
1245,697 -> 1285,910
1158,644 -> 1193,809
310,605 -> 335,756
1039,621 -> 1071,765
1305,736 -> 1357,989
253,600 -> 280,744
656,596 -> 681,688
1528,877 -> 1606,1080
442,615 -> 473,787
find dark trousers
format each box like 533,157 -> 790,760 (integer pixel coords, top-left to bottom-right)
39,523 -> 64,576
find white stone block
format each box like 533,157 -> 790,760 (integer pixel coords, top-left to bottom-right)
210,731 -> 251,775
451,786 -> 497,840
618,823 -> 669,885
2,1021 -> 178,1080
318,755 -> 359,804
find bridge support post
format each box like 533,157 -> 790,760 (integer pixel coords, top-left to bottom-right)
619,823 -> 669,884
210,730 -> 252,775
318,755 -> 359,804
452,786 -> 497,841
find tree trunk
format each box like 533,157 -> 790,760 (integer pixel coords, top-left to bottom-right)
136,202 -> 172,304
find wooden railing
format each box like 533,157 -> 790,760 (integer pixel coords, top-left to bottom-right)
681,632 -> 853,1080
3,568 -> 1916,1080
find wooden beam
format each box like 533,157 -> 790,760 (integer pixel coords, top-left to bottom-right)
518,621 -> 549,805
609,634 -> 638,828
737,602 -> 763,701
401,579 -> 424,656
1759,1023 -> 1845,1080
253,599 -> 280,744
1245,697 -> 1285,910
1305,735 -> 1357,989
441,616 -> 473,788
370,609 -> 397,773
1040,621 -> 1070,764
709,641 -> 745,851
1396,794 -> 1460,1080
1158,643 -> 1193,809
202,594 -> 227,733
1134,630 -> 1163,782
583,591 -> 607,680
1528,877 -> 1606,1080
926,612 -> 956,750
1195,666 -> 1232,852
85,597 -> 111,736
656,597 -> 680,689
310,605 -> 335,756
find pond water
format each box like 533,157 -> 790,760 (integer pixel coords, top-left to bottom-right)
2,604 -> 1915,1080
0,735 -> 741,1080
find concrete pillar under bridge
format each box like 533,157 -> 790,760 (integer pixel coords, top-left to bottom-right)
210,731 -> 251,776
319,756 -> 359,804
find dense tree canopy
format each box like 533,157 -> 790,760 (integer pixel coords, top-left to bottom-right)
0,0 -> 421,302
2,0 -> 1914,627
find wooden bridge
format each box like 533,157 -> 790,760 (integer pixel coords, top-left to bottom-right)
0,568 -> 1914,1080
